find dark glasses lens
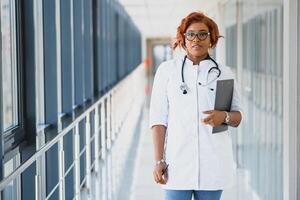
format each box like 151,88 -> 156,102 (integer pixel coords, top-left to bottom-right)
184,31 -> 210,41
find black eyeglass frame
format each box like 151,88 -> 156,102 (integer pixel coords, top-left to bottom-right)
184,31 -> 211,41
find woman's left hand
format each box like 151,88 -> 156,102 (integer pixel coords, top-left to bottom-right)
201,110 -> 225,127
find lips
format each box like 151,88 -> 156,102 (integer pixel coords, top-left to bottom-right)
192,44 -> 202,49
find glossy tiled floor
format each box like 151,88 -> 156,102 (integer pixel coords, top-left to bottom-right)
82,106 -> 260,200
130,107 -> 259,200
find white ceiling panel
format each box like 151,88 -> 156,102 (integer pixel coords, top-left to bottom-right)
118,0 -> 219,38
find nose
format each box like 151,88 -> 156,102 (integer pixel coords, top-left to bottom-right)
192,35 -> 200,42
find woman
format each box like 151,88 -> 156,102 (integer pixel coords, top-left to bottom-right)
149,12 -> 243,200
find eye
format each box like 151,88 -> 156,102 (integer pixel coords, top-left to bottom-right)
186,32 -> 195,37
199,32 -> 208,37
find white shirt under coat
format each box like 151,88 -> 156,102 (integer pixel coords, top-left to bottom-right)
149,55 -> 243,190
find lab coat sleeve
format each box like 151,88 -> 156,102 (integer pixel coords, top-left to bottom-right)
149,63 -> 169,129
230,73 -> 244,119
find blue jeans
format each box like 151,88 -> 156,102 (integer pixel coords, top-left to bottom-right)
164,190 -> 223,200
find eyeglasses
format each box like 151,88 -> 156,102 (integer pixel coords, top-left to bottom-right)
184,31 -> 210,41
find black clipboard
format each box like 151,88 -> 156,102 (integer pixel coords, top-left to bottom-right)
212,79 -> 234,133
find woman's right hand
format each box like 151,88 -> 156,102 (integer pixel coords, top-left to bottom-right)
153,162 -> 168,184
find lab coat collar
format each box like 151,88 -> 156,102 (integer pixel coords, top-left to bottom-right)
181,55 -> 213,71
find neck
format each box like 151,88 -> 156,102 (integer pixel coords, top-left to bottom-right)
187,53 -> 209,65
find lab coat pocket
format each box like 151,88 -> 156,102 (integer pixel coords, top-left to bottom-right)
212,132 -> 234,166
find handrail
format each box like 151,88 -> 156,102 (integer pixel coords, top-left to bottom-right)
0,94 -> 104,191
0,64 -> 145,193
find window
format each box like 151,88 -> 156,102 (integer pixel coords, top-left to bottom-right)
224,0 -> 284,199
225,25 -> 237,68
152,44 -> 173,72
1,0 -> 18,131
1,0 -> 25,154
224,1 -> 237,69
3,153 -> 21,199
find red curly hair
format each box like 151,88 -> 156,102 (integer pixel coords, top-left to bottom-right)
173,12 -> 221,49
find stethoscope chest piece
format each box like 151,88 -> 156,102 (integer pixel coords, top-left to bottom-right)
180,83 -> 188,94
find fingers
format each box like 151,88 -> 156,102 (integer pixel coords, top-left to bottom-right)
156,173 -> 168,184
202,110 -> 214,124
202,115 -> 212,123
202,110 -> 226,127
161,171 -> 168,184
202,110 -> 219,126
160,166 -> 168,184
203,110 -> 213,114
153,170 -> 163,183
153,171 -> 161,183
153,167 -> 168,184
160,176 -> 168,184
207,119 -> 215,127
202,115 -> 216,127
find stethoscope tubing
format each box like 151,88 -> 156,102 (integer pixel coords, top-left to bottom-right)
181,55 -> 221,94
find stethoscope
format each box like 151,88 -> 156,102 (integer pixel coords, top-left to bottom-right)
180,55 -> 221,94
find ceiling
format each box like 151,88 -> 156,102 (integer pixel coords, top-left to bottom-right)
118,0 -> 220,39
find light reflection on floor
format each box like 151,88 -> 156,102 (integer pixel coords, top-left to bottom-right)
81,107 -> 260,200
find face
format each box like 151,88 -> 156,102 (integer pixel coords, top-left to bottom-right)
184,22 -> 211,58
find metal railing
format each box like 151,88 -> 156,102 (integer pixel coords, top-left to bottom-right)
0,64 -> 146,200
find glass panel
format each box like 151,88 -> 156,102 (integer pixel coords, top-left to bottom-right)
225,1 -> 237,69
3,153 -> 21,200
1,0 -> 18,131
224,0 -> 283,199
152,44 -> 173,73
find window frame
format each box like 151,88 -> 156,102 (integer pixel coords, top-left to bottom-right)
297,0 -> 300,198
0,0 -> 3,180
1,0 -> 25,155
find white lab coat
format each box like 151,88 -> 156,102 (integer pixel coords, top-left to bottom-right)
149,55 -> 243,190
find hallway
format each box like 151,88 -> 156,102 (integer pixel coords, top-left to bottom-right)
0,0 -> 299,199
